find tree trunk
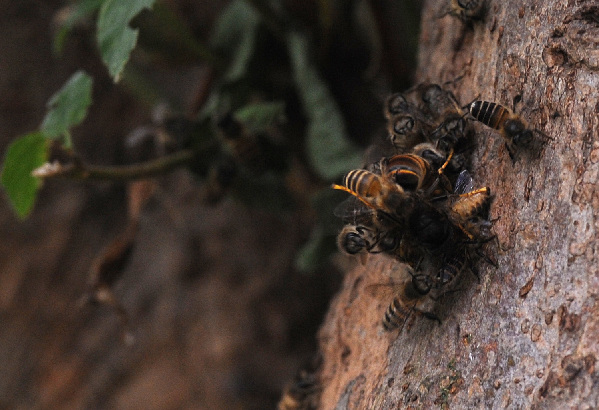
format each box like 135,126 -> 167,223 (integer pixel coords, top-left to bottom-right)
317,0 -> 599,408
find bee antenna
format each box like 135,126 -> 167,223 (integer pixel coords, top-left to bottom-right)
462,94 -> 480,112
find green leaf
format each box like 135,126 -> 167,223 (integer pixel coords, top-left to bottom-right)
0,132 -> 49,218
210,0 -> 261,83
96,0 -> 156,82
287,31 -> 362,180
40,71 -> 93,146
234,101 -> 285,133
53,0 -> 105,54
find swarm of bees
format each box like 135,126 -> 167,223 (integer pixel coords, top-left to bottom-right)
333,82 -> 550,332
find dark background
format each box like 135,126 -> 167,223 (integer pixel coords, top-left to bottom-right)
0,1 -> 420,408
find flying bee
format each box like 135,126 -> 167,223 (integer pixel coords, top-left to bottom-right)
366,264 -> 440,331
439,0 -> 486,22
216,112 -> 288,175
467,100 -> 550,161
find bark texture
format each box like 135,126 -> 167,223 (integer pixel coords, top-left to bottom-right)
317,0 -> 599,408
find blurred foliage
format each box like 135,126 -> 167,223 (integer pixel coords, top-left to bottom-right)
40,71 -> 93,146
0,133 -> 48,219
96,0 -> 157,82
0,0 -> 422,269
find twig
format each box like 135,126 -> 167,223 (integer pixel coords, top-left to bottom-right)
33,149 -> 195,181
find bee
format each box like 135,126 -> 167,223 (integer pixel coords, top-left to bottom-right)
336,224 -> 399,261
387,112 -> 433,153
332,169 -> 406,217
278,357 -> 321,410
410,142 -> 466,187
366,264 -> 440,331
383,92 -> 412,120
443,169 -> 493,241
434,250 -> 468,290
333,163 -> 459,251
440,0 -> 486,22
216,112 -> 288,174
383,154 -> 436,192
417,84 -> 469,152
467,100 -> 550,160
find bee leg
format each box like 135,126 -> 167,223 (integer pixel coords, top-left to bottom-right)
533,128 -> 553,141
418,310 -> 442,324
469,264 -> 481,282
475,247 -> 498,268
506,142 -> 517,163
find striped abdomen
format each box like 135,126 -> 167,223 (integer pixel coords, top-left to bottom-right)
385,154 -> 433,192
342,170 -> 384,200
452,187 -> 491,220
382,297 -> 411,331
468,101 -> 510,130
436,254 -> 466,289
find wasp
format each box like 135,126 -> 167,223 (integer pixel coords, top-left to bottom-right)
467,100 -> 550,161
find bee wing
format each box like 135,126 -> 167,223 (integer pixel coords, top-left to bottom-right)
453,169 -> 475,195
333,196 -> 375,225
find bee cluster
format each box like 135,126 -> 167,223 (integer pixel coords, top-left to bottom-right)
333,82 -> 547,331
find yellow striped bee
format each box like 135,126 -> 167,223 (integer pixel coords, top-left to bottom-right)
467,100 -> 550,161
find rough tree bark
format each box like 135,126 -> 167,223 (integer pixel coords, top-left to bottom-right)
317,0 -> 599,408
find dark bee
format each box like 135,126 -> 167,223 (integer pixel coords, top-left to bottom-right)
410,142 -> 466,188
387,113 -> 433,153
366,264 -> 440,331
440,0 -> 486,22
337,224 -> 399,259
434,250 -> 468,290
418,84 -> 468,151
467,100 -> 550,160
216,112 -> 288,175
333,161 -> 457,251
278,357 -> 321,410
383,92 -> 412,120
